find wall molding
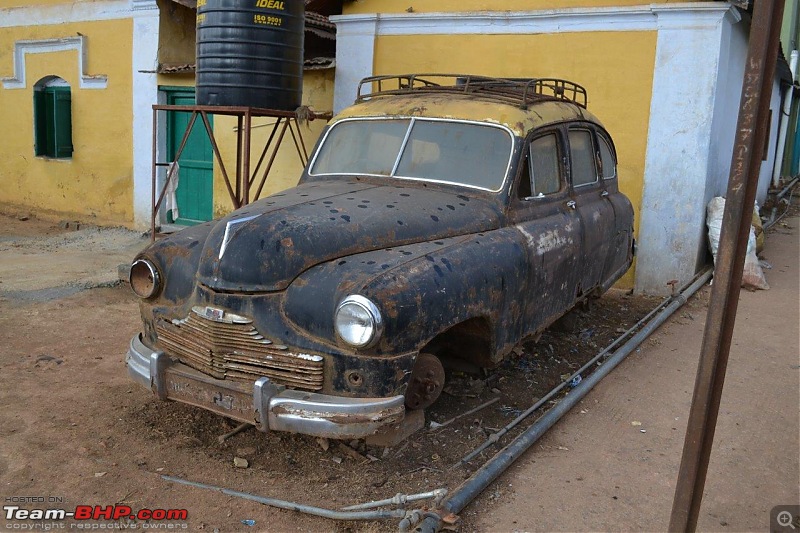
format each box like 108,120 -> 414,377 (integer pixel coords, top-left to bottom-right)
1,37 -> 108,89
131,0 -> 158,11
331,3 -> 735,36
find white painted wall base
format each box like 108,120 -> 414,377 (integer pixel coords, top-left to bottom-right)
636,12 -> 780,293
131,0 -> 160,229
635,7 -> 743,293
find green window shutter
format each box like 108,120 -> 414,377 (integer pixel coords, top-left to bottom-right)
44,90 -> 57,156
53,88 -> 73,158
33,90 -> 48,156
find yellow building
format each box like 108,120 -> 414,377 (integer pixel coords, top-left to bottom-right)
0,0 -> 136,226
0,0 -> 335,228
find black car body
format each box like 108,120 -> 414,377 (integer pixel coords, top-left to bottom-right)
126,75 -> 634,440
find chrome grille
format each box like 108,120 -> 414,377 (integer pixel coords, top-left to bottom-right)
155,306 -> 324,391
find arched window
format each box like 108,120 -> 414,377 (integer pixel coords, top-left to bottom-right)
33,76 -> 73,158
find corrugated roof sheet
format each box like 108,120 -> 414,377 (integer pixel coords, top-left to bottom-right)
158,57 -> 335,74
305,10 -> 336,32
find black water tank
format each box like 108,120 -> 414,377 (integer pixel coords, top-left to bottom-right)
196,0 -> 304,110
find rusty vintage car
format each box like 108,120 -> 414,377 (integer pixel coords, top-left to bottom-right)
126,74 -> 634,441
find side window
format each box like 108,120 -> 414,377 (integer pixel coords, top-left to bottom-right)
529,133 -> 562,196
33,76 -> 73,159
568,129 -> 597,187
598,134 -> 616,179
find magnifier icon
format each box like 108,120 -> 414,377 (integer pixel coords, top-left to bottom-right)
778,510 -> 796,529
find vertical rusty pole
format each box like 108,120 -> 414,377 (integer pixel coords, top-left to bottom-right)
243,108 -> 252,205
151,106 -> 158,242
235,114 -> 243,205
669,0 -> 784,531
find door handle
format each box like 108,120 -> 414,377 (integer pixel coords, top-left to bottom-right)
566,200 -> 576,209
601,190 -> 609,197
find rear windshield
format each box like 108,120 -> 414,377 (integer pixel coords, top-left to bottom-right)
309,118 -> 514,192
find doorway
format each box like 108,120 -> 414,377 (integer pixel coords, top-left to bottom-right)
163,86 -> 213,225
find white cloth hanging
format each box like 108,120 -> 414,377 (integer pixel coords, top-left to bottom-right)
165,161 -> 180,221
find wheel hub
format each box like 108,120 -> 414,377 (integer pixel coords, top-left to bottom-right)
405,352 -> 445,410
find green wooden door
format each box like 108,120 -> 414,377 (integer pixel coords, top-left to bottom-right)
165,88 -> 213,225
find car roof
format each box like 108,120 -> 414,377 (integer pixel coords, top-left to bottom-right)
333,74 -> 606,137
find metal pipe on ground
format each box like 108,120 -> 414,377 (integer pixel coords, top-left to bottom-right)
777,176 -> 800,199
161,475 -> 408,520
771,51 -> 799,188
766,176 -> 798,229
416,268 -> 713,533
457,293 -> 671,467
765,185 -> 797,230
340,488 -> 447,511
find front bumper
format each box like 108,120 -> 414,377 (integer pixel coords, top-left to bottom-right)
126,334 -> 405,439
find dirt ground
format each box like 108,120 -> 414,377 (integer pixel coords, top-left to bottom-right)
0,215 -> 146,300
0,200 -> 797,532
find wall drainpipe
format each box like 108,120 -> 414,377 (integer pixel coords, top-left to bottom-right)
772,50 -> 799,188
415,268 -> 713,533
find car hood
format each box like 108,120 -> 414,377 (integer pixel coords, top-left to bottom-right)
197,180 -> 502,292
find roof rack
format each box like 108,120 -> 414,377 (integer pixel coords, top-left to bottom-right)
356,74 -> 588,109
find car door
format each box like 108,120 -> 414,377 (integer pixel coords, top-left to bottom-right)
508,128 -> 583,336
595,128 -> 634,288
566,126 -> 616,296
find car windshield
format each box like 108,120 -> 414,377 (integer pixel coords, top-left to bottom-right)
309,118 -> 513,192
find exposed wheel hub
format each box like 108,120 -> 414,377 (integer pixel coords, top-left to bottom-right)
405,352 -> 445,410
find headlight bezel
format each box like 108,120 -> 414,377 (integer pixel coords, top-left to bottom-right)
334,294 -> 383,349
129,258 -> 162,299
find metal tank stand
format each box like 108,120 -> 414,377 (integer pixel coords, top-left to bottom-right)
149,105 -> 332,241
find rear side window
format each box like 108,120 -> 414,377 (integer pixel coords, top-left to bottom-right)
569,129 -> 597,187
598,135 -> 616,179
529,134 -> 561,196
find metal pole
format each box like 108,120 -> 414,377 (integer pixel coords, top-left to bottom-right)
154,112 -> 198,218
669,0 -> 785,530
200,111 -> 238,208
244,109 -> 252,205
249,120 -> 281,188
253,118 -> 291,200
150,106 -> 158,241
236,115 -> 243,205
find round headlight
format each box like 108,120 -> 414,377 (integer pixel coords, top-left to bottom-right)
335,295 -> 383,348
130,258 -> 161,299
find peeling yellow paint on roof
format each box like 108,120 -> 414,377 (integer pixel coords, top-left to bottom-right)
333,93 -> 604,136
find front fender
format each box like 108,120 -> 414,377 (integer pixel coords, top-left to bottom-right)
136,222 -> 216,304
283,229 -> 529,359
134,222 -> 215,343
